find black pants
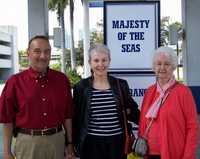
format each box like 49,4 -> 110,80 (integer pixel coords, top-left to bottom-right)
148,155 -> 161,159
81,134 -> 126,159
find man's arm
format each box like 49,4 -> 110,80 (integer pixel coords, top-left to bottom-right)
64,119 -> 73,144
3,123 -> 15,159
63,119 -> 75,159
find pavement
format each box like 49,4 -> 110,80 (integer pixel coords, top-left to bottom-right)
0,125 -> 2,159
0,85 -> 4,158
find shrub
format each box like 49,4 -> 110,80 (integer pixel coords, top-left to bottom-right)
50,63 -> 81,87
66,69 -> 81,87
50,63 -> 61,72
0,80 -> 4,84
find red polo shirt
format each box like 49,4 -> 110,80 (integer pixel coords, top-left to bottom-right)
0,67 -> 73,129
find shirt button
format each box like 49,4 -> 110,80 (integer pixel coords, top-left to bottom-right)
43,112 -> 47,116
42,98 -> 46,101
35,80 -> 38,83
41,85 -> 45,88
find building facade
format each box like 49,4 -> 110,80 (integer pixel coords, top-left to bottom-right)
0,26 -> 19,81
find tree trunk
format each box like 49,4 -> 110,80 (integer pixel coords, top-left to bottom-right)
60,10 -> 66,73
69,0 -> 76,70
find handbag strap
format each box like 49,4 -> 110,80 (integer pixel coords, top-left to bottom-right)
117,79 -> 129,136
143,118 -> 153,138
143,96 -> 164,138
143,83 -> 178,138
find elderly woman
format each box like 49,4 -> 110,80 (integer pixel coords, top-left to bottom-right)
73,43 -> 140,159
138,46 -> 199,159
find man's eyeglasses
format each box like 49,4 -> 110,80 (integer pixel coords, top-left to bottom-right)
29,48 -> 51,55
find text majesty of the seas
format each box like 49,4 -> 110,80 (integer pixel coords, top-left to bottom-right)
112,19 -> 150,53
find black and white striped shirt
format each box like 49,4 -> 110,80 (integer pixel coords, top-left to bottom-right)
88,88 -> 123,136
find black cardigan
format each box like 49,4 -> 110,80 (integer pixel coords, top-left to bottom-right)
72,75 -> 140,155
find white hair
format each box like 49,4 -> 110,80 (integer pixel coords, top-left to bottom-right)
88,43 -> 111,62
152,46 -> 178,69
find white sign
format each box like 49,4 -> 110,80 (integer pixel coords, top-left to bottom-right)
104,1 -> 160,71
111,73 -> 156,107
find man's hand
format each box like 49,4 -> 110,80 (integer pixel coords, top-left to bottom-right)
63,119 -> 75,159
3,152 -> 15,159
65,144 -> 75,159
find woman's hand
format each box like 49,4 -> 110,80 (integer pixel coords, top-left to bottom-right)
126,108 -> 131,115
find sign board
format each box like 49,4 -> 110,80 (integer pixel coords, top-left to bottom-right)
111,73 -> 156,107
104,1 -> 160,71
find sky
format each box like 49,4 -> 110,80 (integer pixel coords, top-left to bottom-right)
0,0 -> 182,50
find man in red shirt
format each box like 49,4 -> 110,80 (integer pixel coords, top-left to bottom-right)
0,35 -> 75,159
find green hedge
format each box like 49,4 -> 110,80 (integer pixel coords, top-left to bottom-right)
66,69 -> 81,87
0,80 -> 5,84
50,63 -> 81,87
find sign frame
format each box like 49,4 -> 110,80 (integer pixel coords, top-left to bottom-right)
104,1 -> 160,71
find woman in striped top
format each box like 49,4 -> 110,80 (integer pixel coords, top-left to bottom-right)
73,43 -> 140,159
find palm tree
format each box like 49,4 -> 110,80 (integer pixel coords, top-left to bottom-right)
160,16 -> 182,46
160,16 -> 170,46
48,0 -> 68,73
69,0 -> 76,70
48,0 -> 76,73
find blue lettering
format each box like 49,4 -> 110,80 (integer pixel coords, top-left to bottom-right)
121,44 -> 140,53
130,88 -> 146,97
129,32 -> 145,40
112,20 -> 150,29
112,20 -> 119,28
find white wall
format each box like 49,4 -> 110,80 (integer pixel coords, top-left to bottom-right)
182,0 -> 200,86
28,0 -> 49,39
0,26 -> 18,80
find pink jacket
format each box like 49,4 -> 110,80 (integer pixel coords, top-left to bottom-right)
139,82 -> 199,159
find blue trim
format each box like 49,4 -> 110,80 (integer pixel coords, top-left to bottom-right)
89,2 -> 103,8
189,86 -> 200,113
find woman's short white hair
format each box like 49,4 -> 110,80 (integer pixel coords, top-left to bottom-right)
88,43 -> 111,62
152,46 -> 178,69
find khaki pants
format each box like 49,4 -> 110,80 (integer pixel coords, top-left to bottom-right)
14,131 -> 65,159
